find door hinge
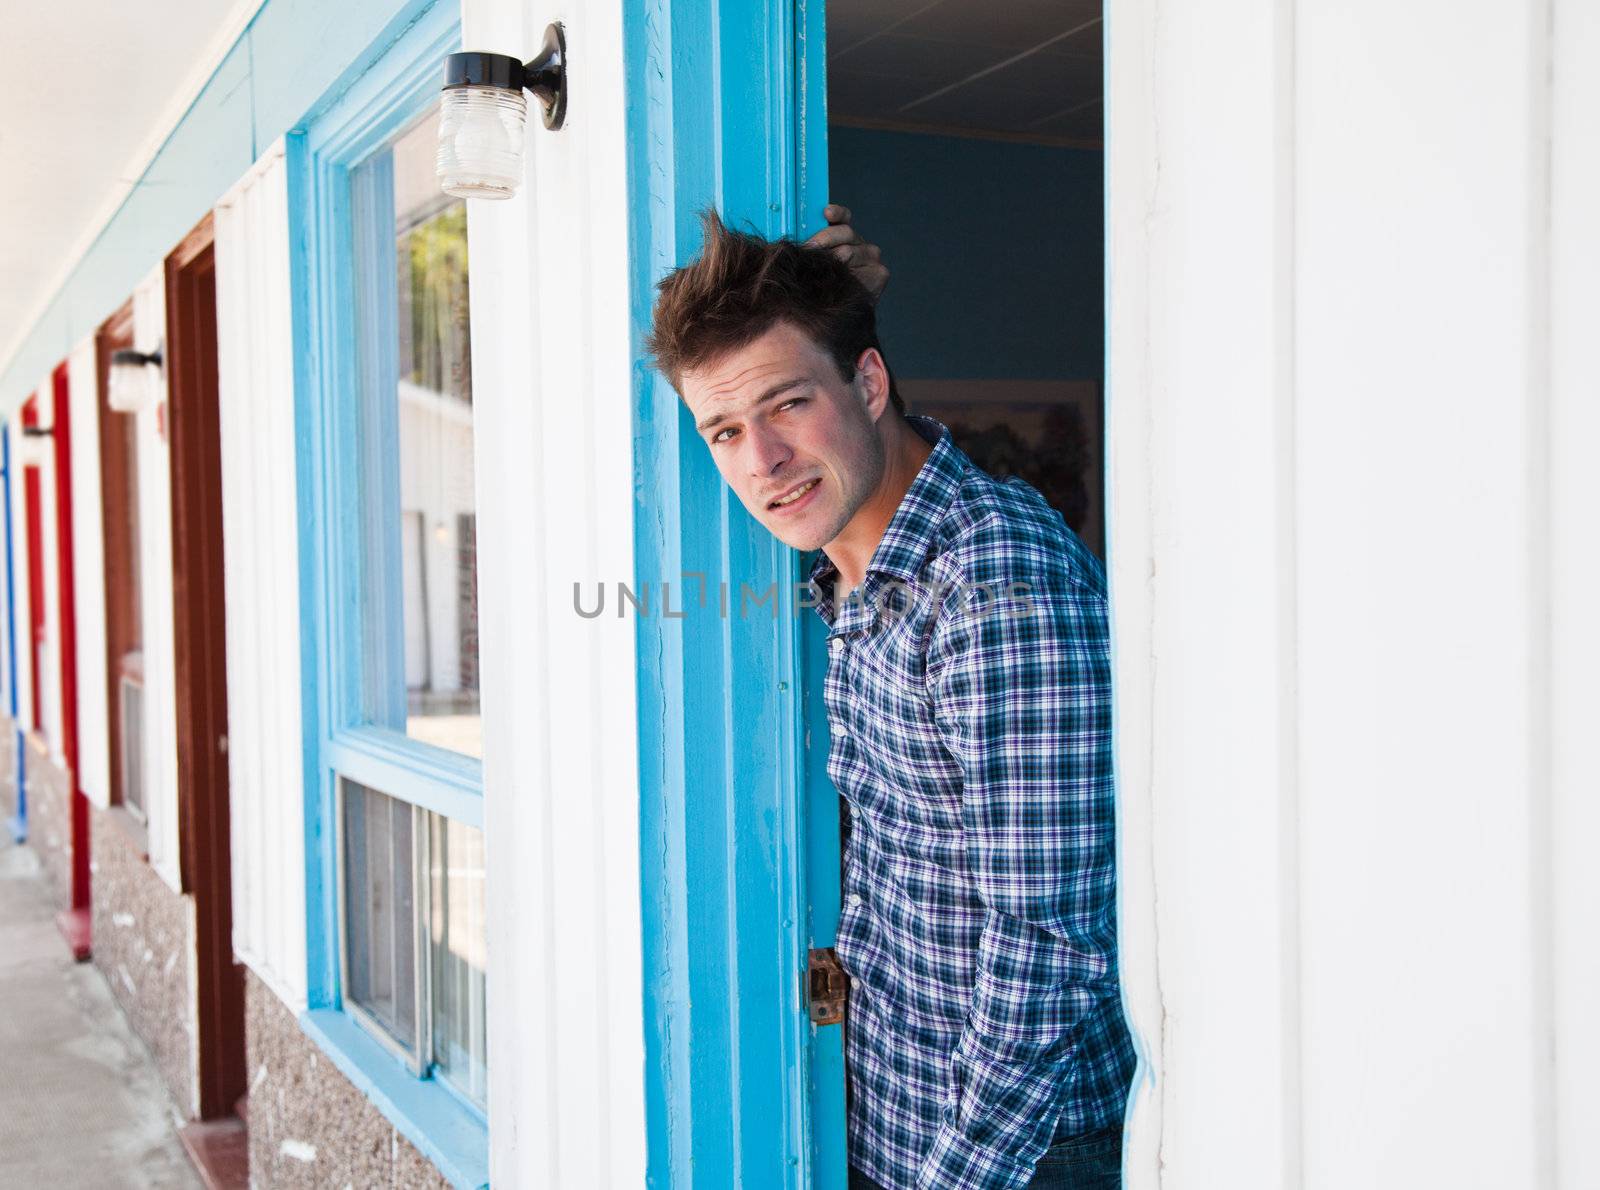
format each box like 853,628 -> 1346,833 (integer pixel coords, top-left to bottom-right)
806,947 -> 848,1026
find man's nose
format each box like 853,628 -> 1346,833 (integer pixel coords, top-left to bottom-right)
746,425 -> 793,477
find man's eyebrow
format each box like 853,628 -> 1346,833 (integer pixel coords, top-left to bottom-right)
694,377 -> 809,433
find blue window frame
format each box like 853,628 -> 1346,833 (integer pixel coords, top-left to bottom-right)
288,4 -> 488,1185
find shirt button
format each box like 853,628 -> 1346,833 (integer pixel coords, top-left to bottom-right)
848,893 -> 863,908
850,978 -> 861,991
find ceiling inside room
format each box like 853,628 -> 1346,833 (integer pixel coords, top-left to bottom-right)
828,0 -> 1103,143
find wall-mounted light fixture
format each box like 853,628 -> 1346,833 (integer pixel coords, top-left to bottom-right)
436,23 -> 567,200
19,423 -> 53,467
108,344 -> 164,414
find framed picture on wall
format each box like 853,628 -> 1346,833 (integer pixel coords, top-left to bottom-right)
902,379 -> 1105,559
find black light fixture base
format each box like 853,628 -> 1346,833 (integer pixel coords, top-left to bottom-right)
110,347 -> 163,369
442,23 -> 567,131
523,23 -> 567,131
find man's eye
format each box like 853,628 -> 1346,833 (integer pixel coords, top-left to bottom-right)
777,398 -> 805,412
712,426 -> 738,444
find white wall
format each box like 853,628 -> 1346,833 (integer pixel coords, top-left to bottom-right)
131,266 -> 183,891
36,368 -> 65,760
1108,0 -> 1600,1187
461,0 -> 646,1183
1547,6 -> 1600,1188
69,335 -> 111,808
213,141 -> 309,1012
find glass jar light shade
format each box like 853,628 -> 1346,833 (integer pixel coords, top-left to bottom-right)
17,431 -> 50,467
436,86 -> 528,200
107,354 -> 158,413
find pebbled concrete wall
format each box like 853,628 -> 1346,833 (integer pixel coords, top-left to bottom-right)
22,733 -> 71,906
244,969 -> 448,1190
90,801 -> 198,1118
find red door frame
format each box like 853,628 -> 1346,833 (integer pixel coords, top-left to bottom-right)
52,363 -> 90,959
20,374 -> 89,958
166,214 -> 247,1119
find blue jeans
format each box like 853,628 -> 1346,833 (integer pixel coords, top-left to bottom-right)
847,1124 -> 1123,1190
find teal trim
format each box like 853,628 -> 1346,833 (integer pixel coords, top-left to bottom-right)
326,728 -> 484,829
0,0 -> 441,413
288,3 -> 486,1178
300,1009 -> 488,1190
626,0 -> 844,1185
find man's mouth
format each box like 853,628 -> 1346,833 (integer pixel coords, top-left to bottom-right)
767,478 -> 820,510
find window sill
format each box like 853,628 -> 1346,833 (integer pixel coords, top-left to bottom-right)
298,1008 -> 488,1190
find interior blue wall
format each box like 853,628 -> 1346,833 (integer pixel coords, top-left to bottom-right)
0,0 -> 434,409
827,126 -> 1103,381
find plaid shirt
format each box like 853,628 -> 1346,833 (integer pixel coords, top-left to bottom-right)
809,416 -> 1134,1189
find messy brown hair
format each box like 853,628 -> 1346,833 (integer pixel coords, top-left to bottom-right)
646,209 -> 903,413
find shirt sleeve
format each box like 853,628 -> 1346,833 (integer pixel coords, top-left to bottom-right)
918,571 -> 1120,1189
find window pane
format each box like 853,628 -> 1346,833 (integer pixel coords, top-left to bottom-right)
428,813 -> 487,1107
393,111 -> 481,759
351,109 -> 482,760
342,779 -> 418,1053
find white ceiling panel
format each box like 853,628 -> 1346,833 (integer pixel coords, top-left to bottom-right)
0,0 -> 261,373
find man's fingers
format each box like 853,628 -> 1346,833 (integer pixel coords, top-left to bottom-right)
823,203 -> 853,224
806,222 -> 860,250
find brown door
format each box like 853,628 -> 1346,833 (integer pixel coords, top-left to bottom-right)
165,214 -> 247,1120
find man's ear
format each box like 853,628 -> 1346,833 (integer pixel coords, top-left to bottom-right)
854,347 -> 893,422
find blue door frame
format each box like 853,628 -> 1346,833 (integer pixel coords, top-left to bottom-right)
627,0 -> 843,1185
3,424 -> 24,843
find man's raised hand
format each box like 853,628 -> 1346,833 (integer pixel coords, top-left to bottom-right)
805,203 -> 889,303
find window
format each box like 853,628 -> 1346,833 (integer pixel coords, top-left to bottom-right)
297,4 -> 489,1155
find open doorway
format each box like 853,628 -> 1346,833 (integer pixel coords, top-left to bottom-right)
826,0 -> 1105,554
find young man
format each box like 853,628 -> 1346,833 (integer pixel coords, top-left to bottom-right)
647,209 -> 1134,1190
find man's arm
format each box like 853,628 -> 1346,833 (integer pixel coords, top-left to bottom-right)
921,564 -> 1120,1189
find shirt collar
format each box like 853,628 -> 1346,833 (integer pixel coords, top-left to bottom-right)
807,414 -> 967,603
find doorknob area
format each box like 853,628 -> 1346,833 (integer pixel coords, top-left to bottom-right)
807,947 -> 848,1026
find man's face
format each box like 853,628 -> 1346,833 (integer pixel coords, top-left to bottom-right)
681,320 -> 887,552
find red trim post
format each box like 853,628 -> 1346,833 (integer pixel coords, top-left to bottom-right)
51,363 -> 90,959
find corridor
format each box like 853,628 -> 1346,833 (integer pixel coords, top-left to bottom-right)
0,834 -> 201,1188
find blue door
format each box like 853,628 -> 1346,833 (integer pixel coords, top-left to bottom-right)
628,0 -> 844,1185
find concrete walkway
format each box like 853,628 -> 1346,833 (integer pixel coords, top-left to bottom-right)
0,835 -> 201,1189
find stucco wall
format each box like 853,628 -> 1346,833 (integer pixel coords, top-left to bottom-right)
244,970 -> 448,1190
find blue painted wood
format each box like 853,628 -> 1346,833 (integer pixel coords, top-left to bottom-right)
2,425 -> 24,843
326,730 -> 484,829
348,148 -> 411,734
300,1008 -> 488,1190
0,0 -> 435,412
627,0 -> 845,1184
791,3 -> 847,1180
287,5 -> 484,1177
